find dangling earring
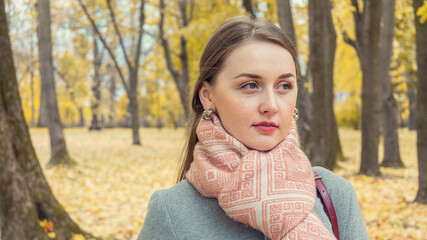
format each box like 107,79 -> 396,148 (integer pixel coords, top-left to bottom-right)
202,109 -> 213,120
293,108 -> 299,121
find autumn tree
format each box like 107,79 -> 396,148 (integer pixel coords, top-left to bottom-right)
308,0 -> 341,169
0,0 -> 91,237
414,0 -> 427,204
6,0 -> 40,127
379,0 -> 404,168
89,30 -> 104,130
158,0 -> 194,119
36,0 -> 73,166
77,0 -> 146,145
37,4 -> 48,128
56,50 -> 90,127
343,0 -> 382,176
58,1 -> 116,129
103,62 -> 118,127
394,0 -> 417,131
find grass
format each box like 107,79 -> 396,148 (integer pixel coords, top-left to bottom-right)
29,127 -> 426,240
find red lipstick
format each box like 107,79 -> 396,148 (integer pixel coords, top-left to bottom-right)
253,121 -> 278,133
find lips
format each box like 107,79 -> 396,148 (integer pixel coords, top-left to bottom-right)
253,121 -> 278,132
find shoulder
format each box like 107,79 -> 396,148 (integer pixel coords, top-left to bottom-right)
155,179 -> 203,200
146,180 -> 218,225
312,166 -> 369,240
312,166 -> 357,215
140,180 -> 264,240
151,180 -> 219,213
312,166 -> 355,197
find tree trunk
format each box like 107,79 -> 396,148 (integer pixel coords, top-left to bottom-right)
36,20 -> 47,128
308,0 -> 339,169
276,0 -> 313,153
359,0 -> 382,176
34,0 -> 46,129
78,107 -> 85,127
89,30 -> 102,131
414,0 -> 427,204
30,38 -> 36,128
108,75 -> 116,127
77,0 -> 145,145
379,0 -> 404,168
276,0 -> 295,46
408,87 -> 416,130
178,34 -> 191,119
37,75 -> 48,127
30,68 -> 35,127
344,0 -> 382,176
36,0 -> 73,166
66,84 -> 85,128
0,106 -> 48,240
129,68 -> 141,145
159,0 -> 191,120
0,2 -> 91,237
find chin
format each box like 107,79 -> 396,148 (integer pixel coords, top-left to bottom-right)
247,143 -> 276,152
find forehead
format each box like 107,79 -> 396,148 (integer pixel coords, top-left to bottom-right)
220,40 -> 296,74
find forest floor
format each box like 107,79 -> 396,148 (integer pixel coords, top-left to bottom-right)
29,127 -> 427,240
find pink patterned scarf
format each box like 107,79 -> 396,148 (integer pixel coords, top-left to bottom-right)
186,114 -> 336,240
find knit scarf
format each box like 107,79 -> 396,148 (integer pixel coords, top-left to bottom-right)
186,114 -> 336,240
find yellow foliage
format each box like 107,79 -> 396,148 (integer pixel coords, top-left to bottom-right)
19,74 -> 40,126
336,128 -> 427,239
47,232 -> 56,239
71,233 -> 86,240
333,33 -> 362,128
391,0 -> 417,124
335,96 -> 361,129
332,0 -> 356,41
55,50 -> 91,126
416,0 -> 427,23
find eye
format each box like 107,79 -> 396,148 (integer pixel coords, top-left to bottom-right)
281,83 -> 292,90
242,82 -> 258,89
279,82 -> 293,91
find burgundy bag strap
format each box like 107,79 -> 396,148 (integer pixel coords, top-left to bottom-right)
314,172 -> 340,240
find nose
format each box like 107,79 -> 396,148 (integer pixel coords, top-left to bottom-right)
259,89 -> 278,115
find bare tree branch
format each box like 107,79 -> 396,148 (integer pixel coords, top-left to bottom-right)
178,1 -> 189,81
342,31 -> 362,60
76,0 -> 129,93
99,44 -> 106,63
106,0 -> 132,69
350,0 -> 361,22
143,29 -> 157,40
159,0 -> 180,79
188,0 -> 194,23
134,0 -> 145,67
342,31 -> 356,48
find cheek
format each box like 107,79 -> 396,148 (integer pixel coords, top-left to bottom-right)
215,97 -> 254,135
215,92 -> 250,116
218,102 -> 249,126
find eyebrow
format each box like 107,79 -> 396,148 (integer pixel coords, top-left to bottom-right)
233,73 -> 295,79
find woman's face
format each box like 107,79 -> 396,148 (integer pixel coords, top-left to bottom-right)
199,40 -> 297,151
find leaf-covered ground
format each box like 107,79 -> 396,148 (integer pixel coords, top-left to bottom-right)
29,127 -> 427,240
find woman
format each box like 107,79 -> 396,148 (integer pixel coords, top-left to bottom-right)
139,16 -> 368,240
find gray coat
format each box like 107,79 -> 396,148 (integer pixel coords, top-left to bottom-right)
138,167 -> 369,240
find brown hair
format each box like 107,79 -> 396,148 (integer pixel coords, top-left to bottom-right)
176,16 -> 298,182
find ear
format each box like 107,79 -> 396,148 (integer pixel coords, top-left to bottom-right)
199,82 -> 216,111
